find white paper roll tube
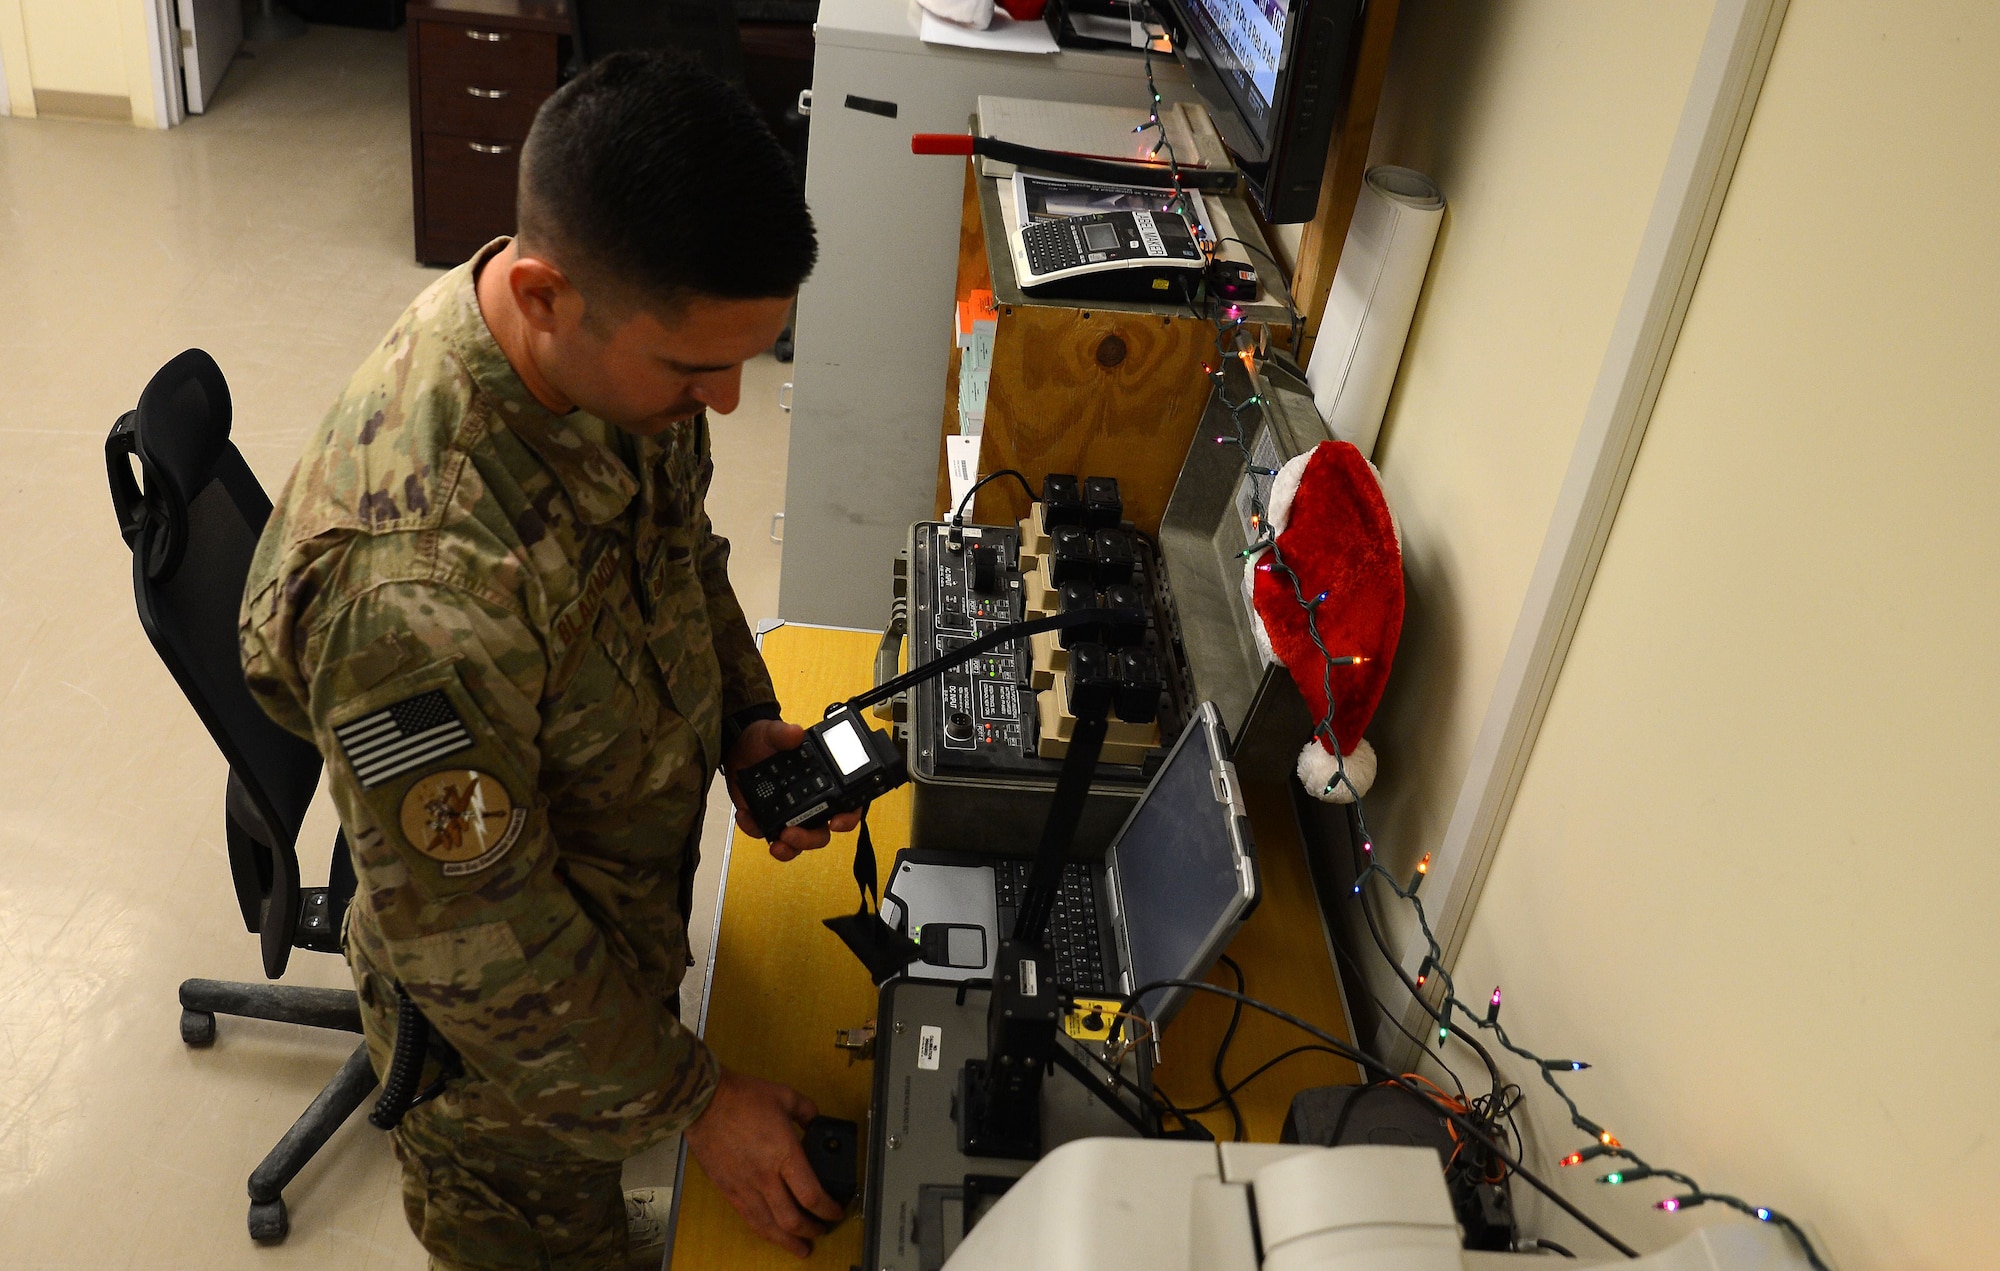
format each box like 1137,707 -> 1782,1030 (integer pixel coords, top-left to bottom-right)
1305,166 -> 1445,460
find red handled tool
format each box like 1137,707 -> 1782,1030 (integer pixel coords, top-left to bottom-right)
910,133 -> 1238,192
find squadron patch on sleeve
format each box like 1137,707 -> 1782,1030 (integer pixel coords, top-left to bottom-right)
335,689 -> 474,788
399,770 -> 527,876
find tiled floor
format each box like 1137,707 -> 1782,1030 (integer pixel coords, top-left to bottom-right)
0,25 -> 791,1269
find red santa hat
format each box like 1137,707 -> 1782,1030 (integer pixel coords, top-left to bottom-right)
1244,440 -> 1403,803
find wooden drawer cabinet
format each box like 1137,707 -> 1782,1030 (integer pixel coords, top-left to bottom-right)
419,19 -> 560,90
408,1 -> 569,266
421,75 -> 552,140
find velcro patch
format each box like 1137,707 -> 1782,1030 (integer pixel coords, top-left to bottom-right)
399,770 -> 526,876
334,689 -> 474,788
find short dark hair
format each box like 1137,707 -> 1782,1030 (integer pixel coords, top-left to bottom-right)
518,51 -> 816,311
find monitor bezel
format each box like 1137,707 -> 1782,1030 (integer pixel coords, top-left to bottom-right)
1153,0 -> 1365,222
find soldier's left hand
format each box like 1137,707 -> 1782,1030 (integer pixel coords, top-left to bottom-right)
725,719 -> 864,860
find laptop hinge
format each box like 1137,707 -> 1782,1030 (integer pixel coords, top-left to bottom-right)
1210,759 -> 1247,818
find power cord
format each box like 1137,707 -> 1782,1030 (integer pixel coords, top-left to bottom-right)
1210,953 -> 1248,1141
1114,978 -> 1643,1259
948,467 -> 1038,549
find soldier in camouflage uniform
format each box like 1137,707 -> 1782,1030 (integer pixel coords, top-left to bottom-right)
240,54 -> 847,1268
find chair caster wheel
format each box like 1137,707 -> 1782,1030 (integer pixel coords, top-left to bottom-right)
774,338 -> 794,363
248,1196 -> 289,1243
180,1008 -> 217,1047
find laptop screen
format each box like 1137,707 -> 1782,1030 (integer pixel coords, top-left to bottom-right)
1107,704 -> 1253,1025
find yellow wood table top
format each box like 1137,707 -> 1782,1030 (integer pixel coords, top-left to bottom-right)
667,623 -> 1358,1268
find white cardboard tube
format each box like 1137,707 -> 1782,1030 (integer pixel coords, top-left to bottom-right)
1305,166 -> 1446,459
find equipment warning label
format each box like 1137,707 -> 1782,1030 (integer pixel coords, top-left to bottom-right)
917,1025 -> 942,1071
977,679 -> 1019,721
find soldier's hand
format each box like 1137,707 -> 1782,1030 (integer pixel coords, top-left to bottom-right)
685,1069 -> 844,1258
724,719 -> 864,861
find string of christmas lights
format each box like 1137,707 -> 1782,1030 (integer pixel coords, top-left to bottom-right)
1123,38 -> 1828,1265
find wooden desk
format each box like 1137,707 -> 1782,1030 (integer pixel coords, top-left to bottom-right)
934,162 -> 1297,538
665,623 -> 1358,1268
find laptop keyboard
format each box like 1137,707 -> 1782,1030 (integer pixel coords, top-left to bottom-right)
992,860 -> 1107,992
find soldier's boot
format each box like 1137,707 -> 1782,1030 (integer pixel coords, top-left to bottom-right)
624,1189 -> 672,1270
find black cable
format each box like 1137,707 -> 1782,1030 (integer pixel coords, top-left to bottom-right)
1326,930 -> 1470,1104
1048,1042 -> 1155,1138
1115,978 -> 1643,1260
1533,1238 -> 1578,1258
1171,1044 -> 1344,1115
1211,954 -> 1247,1142
1348,836 -> 1509,1099
1074,1040 -> 1214,1141
847,606 -> 1139,715
1325,1081 -> 1390,1147
950,467 -> 1038,533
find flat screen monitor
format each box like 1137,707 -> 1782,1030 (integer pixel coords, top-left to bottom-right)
1159,0 -> 1364,222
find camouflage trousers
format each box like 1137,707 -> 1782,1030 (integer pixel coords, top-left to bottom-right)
353,956 -> 640,1271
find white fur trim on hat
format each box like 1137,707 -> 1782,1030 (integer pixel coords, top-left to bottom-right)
1363,457 -> 1403,553
1298,737 -> 1376,804
1263,450 -> 1314,537
1241,555 -> 1276,664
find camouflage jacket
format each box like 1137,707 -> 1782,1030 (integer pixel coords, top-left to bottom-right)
240,240 -> 774,1159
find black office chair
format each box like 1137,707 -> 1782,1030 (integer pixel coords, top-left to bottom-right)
105,349 -> 376,1245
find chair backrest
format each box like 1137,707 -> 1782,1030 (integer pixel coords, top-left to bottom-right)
106,349 -> 325,978
571,0 -> 746,83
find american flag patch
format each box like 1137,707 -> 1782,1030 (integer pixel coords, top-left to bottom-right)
335,690 -> 474,789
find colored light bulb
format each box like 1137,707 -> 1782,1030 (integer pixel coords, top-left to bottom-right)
1755,1208 -> 1772,1222
1657,1198 -> 1681,1214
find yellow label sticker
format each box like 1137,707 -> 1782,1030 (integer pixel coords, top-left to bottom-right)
400,769 -> 526,876
1064,997 -> 1123,1043
1151,278 -> 1171,290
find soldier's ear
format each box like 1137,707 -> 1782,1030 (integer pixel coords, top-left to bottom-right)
507,254 -> 581,336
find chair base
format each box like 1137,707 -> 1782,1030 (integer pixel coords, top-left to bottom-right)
178,977 -> 378,1244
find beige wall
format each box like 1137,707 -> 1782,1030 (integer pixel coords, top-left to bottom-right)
1348,0 -> 1711,944
0,0 -> 165,126
1444,1 -> 2000,1264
